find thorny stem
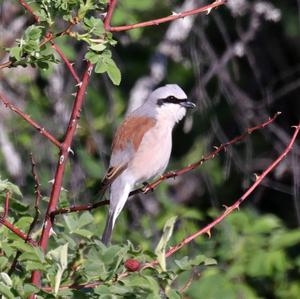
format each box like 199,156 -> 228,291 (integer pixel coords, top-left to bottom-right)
17,0 -> 40,22
0,192 -> 37,246
51,41 -> 81,84
0,92 -> 61,148
145,124 -> 300,267
0,218 -> 37,246
30,62 -> 93,288
51,200 -> 109,217
104,0 -> 227,32
8,155 -> 42,275
51,113 -> 280,216
27,154 -> 42,239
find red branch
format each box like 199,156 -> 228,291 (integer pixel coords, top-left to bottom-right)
50,41 -> 81,84
0,218 -> 37,246
3,191 -> 9,219
104,0 -> 227,32
145,123 -> 300,267
0,93 -> 61,148
0,192 -> 37,246
31,62 -> 93,288
17,0 -> 40,22
51,200 -> 109,217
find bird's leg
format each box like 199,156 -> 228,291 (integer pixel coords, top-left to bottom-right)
169,171 -> 177,179
141,182 -> 154,193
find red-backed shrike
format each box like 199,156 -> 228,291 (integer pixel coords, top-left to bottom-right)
101,84 -> 196,245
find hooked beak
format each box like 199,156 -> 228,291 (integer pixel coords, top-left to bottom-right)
180,100 -> 196,109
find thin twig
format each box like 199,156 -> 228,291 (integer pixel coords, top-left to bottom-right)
27,154 -> 42,239
17,0 -> 40,22
104,0 -> 118,30
50,41 -> 81,84
104,0 -> 227,32
0,218 -> 37,246
0,93 -> 61,148
0,217 -> 37,246
0,61 -> 13,70
9,155 -> 42,275
178,269 -> 198,294
1,192 -> 37,246
51,200 -> 109,217
0,191 -> 10,228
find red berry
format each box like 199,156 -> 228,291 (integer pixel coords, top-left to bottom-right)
124,259 -> 141,272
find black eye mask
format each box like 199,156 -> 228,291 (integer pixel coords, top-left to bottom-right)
157,96 -> 196,109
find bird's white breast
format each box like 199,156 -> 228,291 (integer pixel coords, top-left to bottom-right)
128,119 -> 173,185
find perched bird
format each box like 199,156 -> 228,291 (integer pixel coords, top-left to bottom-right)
101,84 -> 196,245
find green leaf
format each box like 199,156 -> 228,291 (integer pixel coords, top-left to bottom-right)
13,216 -> 34,231
0,272 -> 12,287
110,284 -> 132,296
95,60 -> 107,73
73,228 -> 93,239
123,273 -> 160,294
10,240 -> 34,253
83,16 -> 105,35
94,285 -> 111,295
9,47 -> 22,60
90,43 -> 106,52
0,243 -> 14,258
79,1 -> 96,20
106,58 -> 121,85
0,178 -> 22,198
155,216 -> 177,271
78,212 -> 94,228
271,230 -> 300,249
64,214 -> 78,232
166,288 -> 181,299
0,257 -> 8,271
85,51 -> 100,64
47,243 -> 68,295
23,284 -> 39,297
0,282 -> 14,299
25,261 -> 47,272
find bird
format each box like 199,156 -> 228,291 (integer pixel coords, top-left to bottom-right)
101,84 -> 196,245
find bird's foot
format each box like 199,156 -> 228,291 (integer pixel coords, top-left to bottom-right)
141,182 -> 154,193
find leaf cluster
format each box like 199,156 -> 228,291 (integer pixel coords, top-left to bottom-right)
5,0 -> 122,85
0,180 -> 215,298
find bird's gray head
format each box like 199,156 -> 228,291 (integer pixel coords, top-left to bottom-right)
147,84 -> 196,123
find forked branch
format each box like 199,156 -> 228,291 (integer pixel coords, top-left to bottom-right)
104,0 -> 227,31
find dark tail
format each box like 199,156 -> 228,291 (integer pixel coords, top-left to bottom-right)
101,213 -> 114,246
